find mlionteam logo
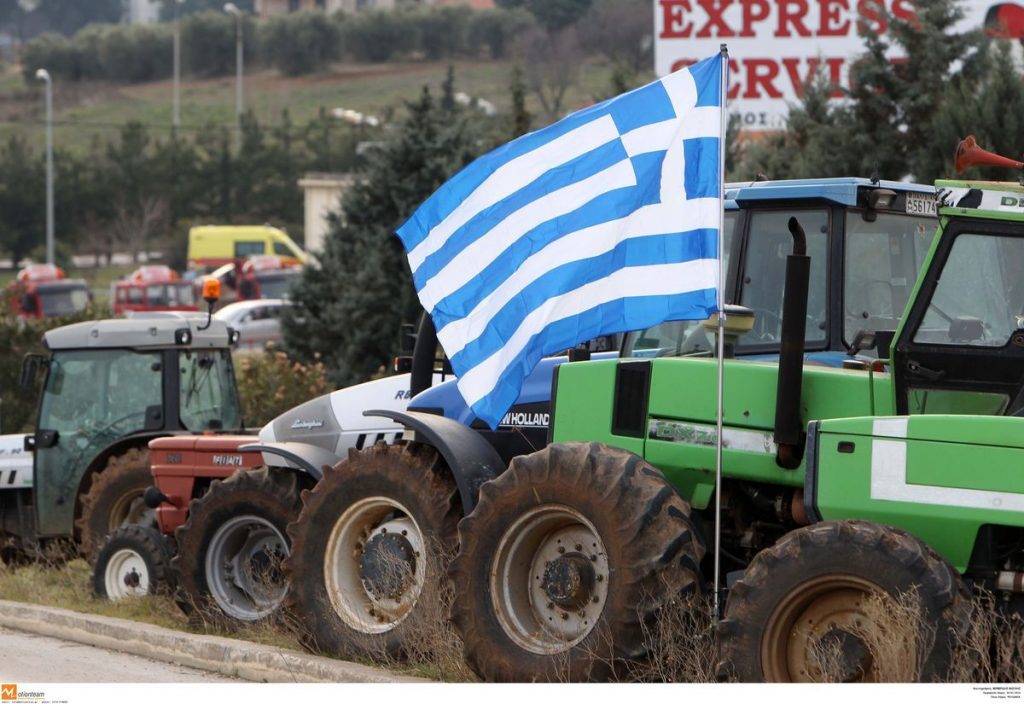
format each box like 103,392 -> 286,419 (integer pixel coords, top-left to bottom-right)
1,684 -> 16,701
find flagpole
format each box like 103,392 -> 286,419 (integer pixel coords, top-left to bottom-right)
712,43 -> 729,622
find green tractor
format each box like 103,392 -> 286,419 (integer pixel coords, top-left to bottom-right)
307,165 -> 1024,680
440,173 -> 1024,681
0,313 -> 242,563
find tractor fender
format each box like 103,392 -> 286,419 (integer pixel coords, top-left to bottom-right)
238,441 -> 337,481
363,409 -> 506,514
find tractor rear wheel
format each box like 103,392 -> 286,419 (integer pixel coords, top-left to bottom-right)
171,467 -> 304,626
718,520 -> 971,682
93,525 -> 175,600
77,448 -> 157,561
283,442 -> 459,660
449,442 -> 705,682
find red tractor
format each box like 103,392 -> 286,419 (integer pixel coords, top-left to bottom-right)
7,264 -> 90,319
111,266 -> 198,316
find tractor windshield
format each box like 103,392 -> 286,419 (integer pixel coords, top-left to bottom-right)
844,211 -> 935,352
914,233 -> 1024,347
178,349 -> 242,431
623,211 -> 737,358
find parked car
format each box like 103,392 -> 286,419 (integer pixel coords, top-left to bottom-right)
213,298 -> 289,350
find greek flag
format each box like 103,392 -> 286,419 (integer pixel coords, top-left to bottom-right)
397,53 -> 726,429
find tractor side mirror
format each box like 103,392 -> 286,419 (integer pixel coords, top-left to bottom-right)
20,354 -> 47,390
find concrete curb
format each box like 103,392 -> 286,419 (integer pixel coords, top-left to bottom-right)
0,600 -> 428,683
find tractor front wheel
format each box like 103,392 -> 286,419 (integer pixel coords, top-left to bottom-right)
449,442 -> 705,682
93,525 -> 175,600
77,448 -> 156,561
283,442 -> 459,660
719,520 -> 971,682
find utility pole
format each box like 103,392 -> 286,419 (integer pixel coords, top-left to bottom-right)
35,68 -> 54,266
224,3 -> 243,151
173,0 -> 185,128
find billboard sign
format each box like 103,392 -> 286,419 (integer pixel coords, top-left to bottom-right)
654,0 -> 1020,129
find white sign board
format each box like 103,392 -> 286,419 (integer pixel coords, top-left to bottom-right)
654,0 -> 1010,129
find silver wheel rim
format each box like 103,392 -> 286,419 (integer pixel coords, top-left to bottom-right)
109,492 -> 157,531
324,496 -> 426,635
205,515 -> 288,621
491,504 -> 609,655
104,548 -> 150,600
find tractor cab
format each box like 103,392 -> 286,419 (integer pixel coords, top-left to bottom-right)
112,265 -> 197,316
237,255 -> 301,301
892,180 -> 1024,417
8,264 -> 90,319
623,178 -> 937,366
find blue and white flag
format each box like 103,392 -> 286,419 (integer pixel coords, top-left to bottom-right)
397,53 -> 726,429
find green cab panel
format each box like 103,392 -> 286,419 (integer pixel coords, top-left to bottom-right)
553,356 -> 894,509
812,415 -> 1024,572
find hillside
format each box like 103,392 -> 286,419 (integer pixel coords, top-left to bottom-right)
0,58 -> 627,154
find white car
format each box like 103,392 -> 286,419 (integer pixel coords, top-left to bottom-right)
213,298 -> 290,351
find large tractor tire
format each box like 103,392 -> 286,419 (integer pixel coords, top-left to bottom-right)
171,467 -> 304,626
93,525 -> 175,600
719,520 -> 971,682
77,448 -> 157,561
283,442 -> 459,660
449,442 -> 705,682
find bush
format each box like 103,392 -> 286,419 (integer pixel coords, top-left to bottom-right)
260,11 -> 341,76
342,8 -> 414,63
182,10 -> 256,78
21,32 -> 83,81
467,7 -> 534,59
411,5 -> 472,60
233,347 -> 332,427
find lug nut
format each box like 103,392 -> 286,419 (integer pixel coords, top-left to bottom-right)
597,575 -> 604,582
557,546 -> 565,554
592,596 -> 599,603
575,544 -> 582,551
590,554 -> 597,562
547,602 -> 554,610
561,613 -> 569,620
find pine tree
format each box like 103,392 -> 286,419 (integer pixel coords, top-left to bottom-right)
283,85 -> 482,386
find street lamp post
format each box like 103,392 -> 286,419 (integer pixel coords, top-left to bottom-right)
224,2 -> 243,150
35,68 -> 54,266
173,0 -> 185,127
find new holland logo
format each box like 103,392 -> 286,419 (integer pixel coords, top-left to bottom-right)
290,419 -> 325,430
212,455 -> 243,466
499,412 -> 550,428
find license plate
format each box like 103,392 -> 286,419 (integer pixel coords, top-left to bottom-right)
905,192 -> 937,216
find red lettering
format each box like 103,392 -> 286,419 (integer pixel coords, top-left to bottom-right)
775,0 -> 811,36
659,0 -> 694,38
728,58 -> 741,99
740,0 -> 770,36
696,0 -> 736,37
819,0 -> 850,35
857,0 -> 886,35
781,57 -> 846,97
891,0 -> 919,27
743,59 -> 783,98
670,58 -> 696,72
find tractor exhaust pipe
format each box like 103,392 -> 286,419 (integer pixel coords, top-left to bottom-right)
410,312 -> 438,397
774,217 -> 810,469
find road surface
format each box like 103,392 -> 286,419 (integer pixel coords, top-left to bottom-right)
0,627 -> 237,682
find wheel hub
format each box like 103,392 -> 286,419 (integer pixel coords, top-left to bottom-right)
359,531 -> 417,601
123,568 -> 142,589
541,553 -> 595,611
205,516 -> 289,621
815,627 -> 873,682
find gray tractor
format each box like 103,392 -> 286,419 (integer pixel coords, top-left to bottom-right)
0,313 -> 242,563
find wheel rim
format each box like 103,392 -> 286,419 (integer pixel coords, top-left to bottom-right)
324,497 -> 427,635
205,515 -> 289,621
761,574 -> 888,682
490,504 -> 609,655
108,490 -> 156,531
104,548 -> 150,600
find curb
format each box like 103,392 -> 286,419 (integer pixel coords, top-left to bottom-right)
0,600 -> 428,684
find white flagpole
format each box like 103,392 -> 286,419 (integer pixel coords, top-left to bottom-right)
712,43 -> 730,622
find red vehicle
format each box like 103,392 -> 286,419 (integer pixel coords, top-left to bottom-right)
199,255 -> 302,305
112,266 -> 198,316
8,263 -> 90,319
